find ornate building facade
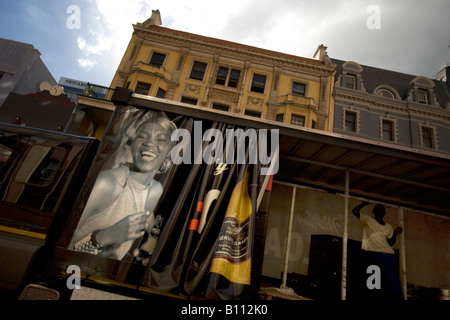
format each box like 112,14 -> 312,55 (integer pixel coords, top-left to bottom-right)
332,60 -> 450,154
109,10 -> 336,132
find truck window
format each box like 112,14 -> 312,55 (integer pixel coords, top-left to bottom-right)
14,145 -> 65,187
0,146 -> 12,170
0,135 -> 17,173
0,138 -> 83,236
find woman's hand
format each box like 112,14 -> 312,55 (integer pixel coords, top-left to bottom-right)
94,211 -> 150,247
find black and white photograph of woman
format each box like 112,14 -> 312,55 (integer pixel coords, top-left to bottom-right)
70,110 -> 177,261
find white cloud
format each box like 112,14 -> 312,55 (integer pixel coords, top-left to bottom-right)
78,57 -> 97,70
69,0 -> 449,83
76,35 -> 86,51
84,33 -> 112,55
75,0 -> 154,71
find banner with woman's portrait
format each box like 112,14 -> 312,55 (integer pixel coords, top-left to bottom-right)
57,102 -> 276,299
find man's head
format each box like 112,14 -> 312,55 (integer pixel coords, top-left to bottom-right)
373,204 -> 386,220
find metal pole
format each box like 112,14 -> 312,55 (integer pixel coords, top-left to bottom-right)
341,170 -> 350,300
281,186 -> 296,289
398,207 -> 407,299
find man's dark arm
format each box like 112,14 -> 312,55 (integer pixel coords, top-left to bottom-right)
352,201 -> 370,219
388,227 -> 403,246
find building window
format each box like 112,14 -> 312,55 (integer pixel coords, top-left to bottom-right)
216,67 -> 228,85
377,89 -> 395,99
276,114 -> 284,123
228,69 -> 241,88
421,127 -> 434,148
181,96 -> 198,105
149,52 -> 166,67
292,82 -> 306,96
417,89 -> 428,104
345,74 -> 356,89
135,81 -> 151,95
382,120 -> 394,141
190,61 -> 207,81
156,88 -> 166,98
291,114 -> 305,127
250,74 -> 266,93
244,109 -> 261,118
311,120 -> 317,129
344,110 -> 357,132
215,67 -> 240,87
212,103 -> 230,112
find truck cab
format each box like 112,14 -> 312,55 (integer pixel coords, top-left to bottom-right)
0,123 -> 99,297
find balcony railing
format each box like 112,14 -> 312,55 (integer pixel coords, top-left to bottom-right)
131,61 -> 173,80
277,93 -> 319,109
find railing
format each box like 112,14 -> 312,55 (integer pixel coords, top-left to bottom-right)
277,93 -> 319,109
80,83 -> 114,100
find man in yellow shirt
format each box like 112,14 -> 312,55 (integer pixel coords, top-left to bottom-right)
352,201 -> 404,300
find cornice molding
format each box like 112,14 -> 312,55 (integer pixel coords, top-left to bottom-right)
335,90 -> 450,122
133,25 -> 335,76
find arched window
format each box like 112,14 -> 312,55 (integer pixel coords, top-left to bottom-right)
377,89 -> 395,98
373,85 -> 400,100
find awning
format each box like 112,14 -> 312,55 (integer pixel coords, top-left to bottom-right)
276,130 -> 450,217
112,88 -> 450,217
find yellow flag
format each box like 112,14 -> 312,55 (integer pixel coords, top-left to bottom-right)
210,172 -> 252,285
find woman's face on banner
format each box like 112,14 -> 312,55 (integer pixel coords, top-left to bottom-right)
131,121 -> 172,173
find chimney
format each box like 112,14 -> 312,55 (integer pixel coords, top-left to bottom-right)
313,44 -> 333,66
437,65 -> 450,83
143,9 -> 162,28
314,44 -> 328,60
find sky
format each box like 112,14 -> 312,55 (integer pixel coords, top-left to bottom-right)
0,0 -> 449,87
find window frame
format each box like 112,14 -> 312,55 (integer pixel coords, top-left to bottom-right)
228,69 -> 241,88
215,66 -> 241,88
417,89 -> 429,104
290,114 -> 306,127
382,119 -> 394,141
244,109 -> 262,118
292,81 -> 306,96
377,89 -> 395,99
156,88 -> 166,99
13,145 -> 65,188
215,66 -> 228,85
211,103 -> 230,112
149,51 -> 167,67
345,74 -> 356,89
421,126 -> 434,149
181,96 -> 198,105
276,114 -> 284,123
250,73 -> 267,94
134,81 -> 152,95
189,60 -> 208,81
344,110 -> 357,132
